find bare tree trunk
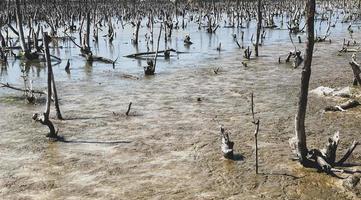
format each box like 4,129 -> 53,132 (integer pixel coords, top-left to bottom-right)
44,33 -> 52,119
133,18 -> 141,45
295,0 -> 315,165
255,0 -> 262,57
52,73 -> 63,120
85,12 -> 91,50
153,23 -> 162,70
15,0 -> 27,54
33,32 -> 56,138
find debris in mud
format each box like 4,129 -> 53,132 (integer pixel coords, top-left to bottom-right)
343,175 -> 360,190
324,99 -> 360,112
220,126 -> 234,159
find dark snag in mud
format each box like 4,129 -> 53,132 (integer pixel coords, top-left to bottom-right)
220,126 -> 234,159
285,51 -> 304,68
125,49 -> 178,58
144,23 -> 162,75
65,59 -> 70,73
32,32 -> 57,139
251,93 -> 260,174
126,102 -> 132,116
184,34 -> 193,45
282,34 -> 303,68
244,46 -> 252,60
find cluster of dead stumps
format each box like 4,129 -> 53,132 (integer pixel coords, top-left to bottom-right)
217,1 -> 361,186
0,0 -> 361,194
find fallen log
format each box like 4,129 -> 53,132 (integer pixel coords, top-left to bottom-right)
324,100 -> 360,112
0,82 -> 45,95
339,47 -> 360,53
125,49 -> 180,58
81,54 -> 118,65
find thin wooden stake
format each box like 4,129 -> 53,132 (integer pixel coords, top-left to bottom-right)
251,92 -> 260,174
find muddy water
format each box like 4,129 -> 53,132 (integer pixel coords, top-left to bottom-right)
1,13 -> 361,200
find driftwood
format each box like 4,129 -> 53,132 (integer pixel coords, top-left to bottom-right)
339,47 -> 360,53
325,100 -> 360,112
125,49 -> 178,58
65,32 -> 117,65
0,82 -> 45,95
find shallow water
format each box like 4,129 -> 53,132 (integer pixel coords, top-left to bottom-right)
0,9 -> 361,200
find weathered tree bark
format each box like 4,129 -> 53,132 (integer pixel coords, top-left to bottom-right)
15,0 -> 28,54
322,131 -> 339,164
132,18 -> 141,45
325,100 -> 360,112
85,12 -> 90,51
51,73 -> 63,120
33,32 -> 57,138
349,54 -> 361,85
255,0 -> 262,57
294,0 -> 315,165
